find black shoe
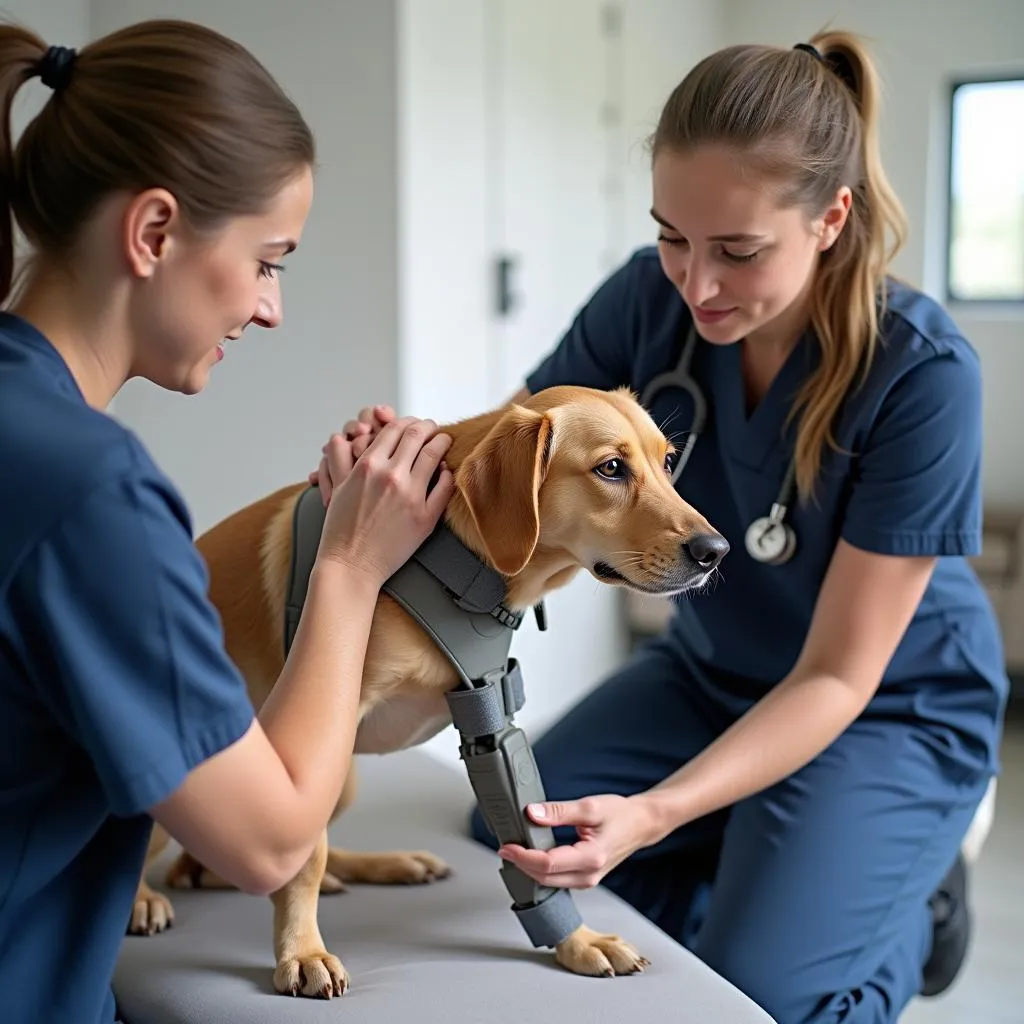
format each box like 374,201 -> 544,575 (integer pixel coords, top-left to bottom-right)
921,852 -> 971,997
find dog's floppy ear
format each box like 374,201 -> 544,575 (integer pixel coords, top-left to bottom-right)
456,405 -> 553,576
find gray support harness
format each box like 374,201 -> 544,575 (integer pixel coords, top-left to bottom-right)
283,485 -> 583,949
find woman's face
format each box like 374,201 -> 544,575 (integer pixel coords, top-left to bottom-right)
128,164 -> 314,395
651,145 -> 849,348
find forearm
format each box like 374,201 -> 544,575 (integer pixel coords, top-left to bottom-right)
257,561 -> 378,833
641,671 -> 874,841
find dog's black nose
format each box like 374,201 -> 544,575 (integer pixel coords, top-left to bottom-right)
684,533 -> 730,570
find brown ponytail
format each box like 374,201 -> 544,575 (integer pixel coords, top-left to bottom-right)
0,18 -> 315,308
650,29 -> 908,503
0,24 -> 47,303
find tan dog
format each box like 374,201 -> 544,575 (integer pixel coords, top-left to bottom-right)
129,384 -> 727,997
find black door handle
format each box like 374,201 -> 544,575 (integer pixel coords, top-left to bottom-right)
495,254 -> 517,317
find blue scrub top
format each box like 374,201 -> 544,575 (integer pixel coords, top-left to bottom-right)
526,246 -> 1008,780
0,313 -> 256,1024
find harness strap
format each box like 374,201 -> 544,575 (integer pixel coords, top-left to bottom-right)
284,486 -> 531,662
413,527 -> 516,622
284,485 -> 326,658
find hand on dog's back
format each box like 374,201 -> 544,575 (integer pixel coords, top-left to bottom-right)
315,416 -> 454,587
309,403 -> 396,505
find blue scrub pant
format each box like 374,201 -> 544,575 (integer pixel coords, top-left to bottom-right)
468,636 -> 992,1023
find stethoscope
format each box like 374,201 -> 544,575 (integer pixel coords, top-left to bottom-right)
639,324 -> 798,566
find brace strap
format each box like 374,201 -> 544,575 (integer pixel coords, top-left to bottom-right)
445,661 -> 525,736
512,889 -> 583,949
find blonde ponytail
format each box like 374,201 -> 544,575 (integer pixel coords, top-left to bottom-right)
794,30 -> 908,501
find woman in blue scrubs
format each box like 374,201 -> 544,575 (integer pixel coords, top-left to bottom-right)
0,21 -> 453,1024
336,28 -> 1008,1024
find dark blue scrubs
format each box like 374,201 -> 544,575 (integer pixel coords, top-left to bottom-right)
0,313 -> 256,1023
470,247 -> 1008,1022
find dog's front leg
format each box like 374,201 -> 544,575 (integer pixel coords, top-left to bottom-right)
449,664 -> 650,978
270,830 -> 349,999
128,822 -> 175,936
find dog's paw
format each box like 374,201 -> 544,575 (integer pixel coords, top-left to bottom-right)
326,847 -> 452,885
274,951 -> 350,999
555,925 -> 650,977
128,884 -> 175,936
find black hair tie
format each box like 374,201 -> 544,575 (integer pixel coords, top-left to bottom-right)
792,42 -> 823,62
39,45 -> 77,91
793,41 -> 857,95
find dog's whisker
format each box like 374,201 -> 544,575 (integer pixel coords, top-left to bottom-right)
662,427 -> 692,450
698,566 -> 724,595
610,558 -> 650,572
657,408 -> 681,436
604,551 -> 649,568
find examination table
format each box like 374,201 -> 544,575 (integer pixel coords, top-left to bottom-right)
112,746 -> 776,1023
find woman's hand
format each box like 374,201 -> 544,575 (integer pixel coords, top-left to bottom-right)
309,404 -> 397,506
497,794 -> 664,890
316,416 -> 454,586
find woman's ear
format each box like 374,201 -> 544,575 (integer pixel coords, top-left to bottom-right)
456,405 -> 553,576
121,187 -> 182,278
817,185 -> 853,251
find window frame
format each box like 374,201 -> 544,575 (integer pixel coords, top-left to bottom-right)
944,72 -> 1024,308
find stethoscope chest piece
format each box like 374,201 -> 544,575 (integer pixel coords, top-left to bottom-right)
744,504 -> 797,565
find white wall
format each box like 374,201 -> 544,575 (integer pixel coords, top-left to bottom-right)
724,0 -> 1024,506
92,0 -> 402,536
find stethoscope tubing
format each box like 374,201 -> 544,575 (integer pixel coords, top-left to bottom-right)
639,322 -> 798,564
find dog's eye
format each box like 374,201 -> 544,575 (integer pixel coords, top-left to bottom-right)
594,458 -> 627,480
664,452 -> 679,476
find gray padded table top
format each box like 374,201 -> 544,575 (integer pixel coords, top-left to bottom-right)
113,747 -> 774,1023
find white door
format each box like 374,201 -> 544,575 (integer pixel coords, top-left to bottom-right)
486,0 -> 627,404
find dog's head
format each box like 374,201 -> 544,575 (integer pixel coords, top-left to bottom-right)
443,385 -> 728,609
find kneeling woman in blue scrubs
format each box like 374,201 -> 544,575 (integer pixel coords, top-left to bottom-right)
329,27 -> 1005,1024
470,29 -> 1007,1024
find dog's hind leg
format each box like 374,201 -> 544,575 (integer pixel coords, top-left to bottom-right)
165,849 -> 347,894
270,829 -> 350,999
321,757 -> 452,885
163,760 -> 367,896
324,846 -> 451,885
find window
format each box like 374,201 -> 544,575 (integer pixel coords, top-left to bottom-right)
946,76 -> 1024,304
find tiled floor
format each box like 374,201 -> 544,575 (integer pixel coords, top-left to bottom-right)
901,710 -> 1023,1023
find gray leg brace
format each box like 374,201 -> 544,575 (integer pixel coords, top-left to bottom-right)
445,660 -> 583,948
